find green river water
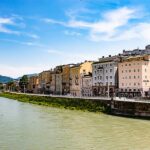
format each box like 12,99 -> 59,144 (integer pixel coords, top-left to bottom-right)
0,97 -> 150,150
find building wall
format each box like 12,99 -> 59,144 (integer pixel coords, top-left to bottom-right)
38,70 -> 52,93
56,73 -> 62,95
92,57 -> 118,96
28,76 -> 39,93
80,61 -> 92,75
81,76 -> 92,96
92,61 -> 118,86
70,61 -> 93,96
50,73 -> 56,94
62,65 -> 70,94
118,55 -> 150,97
70,66 -> 80,96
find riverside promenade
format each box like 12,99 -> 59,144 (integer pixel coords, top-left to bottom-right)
6,92 -> 150,118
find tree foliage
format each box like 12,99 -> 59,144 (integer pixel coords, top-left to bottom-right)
19,75 -> 28,91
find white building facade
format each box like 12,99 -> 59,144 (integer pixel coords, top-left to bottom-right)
92,56 -> 119,97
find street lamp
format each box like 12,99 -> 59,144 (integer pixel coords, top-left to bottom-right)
107,78 -> 109,98
23,84 -> 26,93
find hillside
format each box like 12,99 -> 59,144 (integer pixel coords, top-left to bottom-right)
0,75 -> 13,83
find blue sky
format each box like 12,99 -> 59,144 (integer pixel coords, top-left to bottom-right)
0,0 -> 150,78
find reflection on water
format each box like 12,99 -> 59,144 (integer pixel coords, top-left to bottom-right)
0,97 -> 150,150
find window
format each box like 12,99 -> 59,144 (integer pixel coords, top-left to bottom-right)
122,70 -> 123,73
129,64 -> 131,66
134,83 -> 136,86
95,71 -> 96,74
129,70 -> 131,73
145,76 -> 147,79
110,64 -> 112,66
138,69 -> 140,72
110,69 -> 112,73
95,77 -> 97,80
110,82 -> 112,85
110,76 -> 112,79
106,70 -> 108,73
145,69 -> 147,72
106,76 -> 108,79
125,64 -> 127,66
138,83 -> 140,86
134,76 -> 136,79
134,69 -> 136,72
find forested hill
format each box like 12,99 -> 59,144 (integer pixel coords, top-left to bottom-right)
0,75 -> 13,83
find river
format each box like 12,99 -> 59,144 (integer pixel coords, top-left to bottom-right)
0,97 -> 150,150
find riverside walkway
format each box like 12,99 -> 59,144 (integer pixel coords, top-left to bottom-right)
4,92 -> 150,117
10,92 -> 150,103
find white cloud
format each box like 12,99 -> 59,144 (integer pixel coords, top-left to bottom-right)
0,38 -> 44,47
0,16 -> 39,39
0,17 -> 20,34
25,33 -> 40,39
44,18 -> 66,26
44,7 -> 146,41
0,18 -> 14,25
63,30 -> 81,36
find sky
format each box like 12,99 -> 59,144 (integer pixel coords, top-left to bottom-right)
0,0 -> 150,78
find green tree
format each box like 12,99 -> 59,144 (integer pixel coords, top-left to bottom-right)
7,81 -> 15,91
0,83 -> 3,90
19,75 -> 28,92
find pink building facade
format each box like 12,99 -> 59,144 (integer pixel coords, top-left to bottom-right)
118,55 -> 150,97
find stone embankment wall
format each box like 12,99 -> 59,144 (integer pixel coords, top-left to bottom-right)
111,100 -> 150,117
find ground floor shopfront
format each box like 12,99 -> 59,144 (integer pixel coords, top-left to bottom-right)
92,85 -> 116,97
118,88 -> 150,98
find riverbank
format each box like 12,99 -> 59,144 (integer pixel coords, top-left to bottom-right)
0,92 -> 111,113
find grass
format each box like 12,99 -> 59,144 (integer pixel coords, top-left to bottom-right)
0,92 -> 111,113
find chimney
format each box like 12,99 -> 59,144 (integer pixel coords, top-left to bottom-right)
109,55 -> 111,57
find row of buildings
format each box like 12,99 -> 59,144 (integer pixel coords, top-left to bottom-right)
27,45 -> 150,98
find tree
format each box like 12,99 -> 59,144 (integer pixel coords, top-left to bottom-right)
6,81 -> 16,91
0,83 -> 3,90
19,75 -> 28,93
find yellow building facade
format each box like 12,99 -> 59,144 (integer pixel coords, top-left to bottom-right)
38,70 -> 52,93
28,75 -> 39,93
70,61 -> 93,96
